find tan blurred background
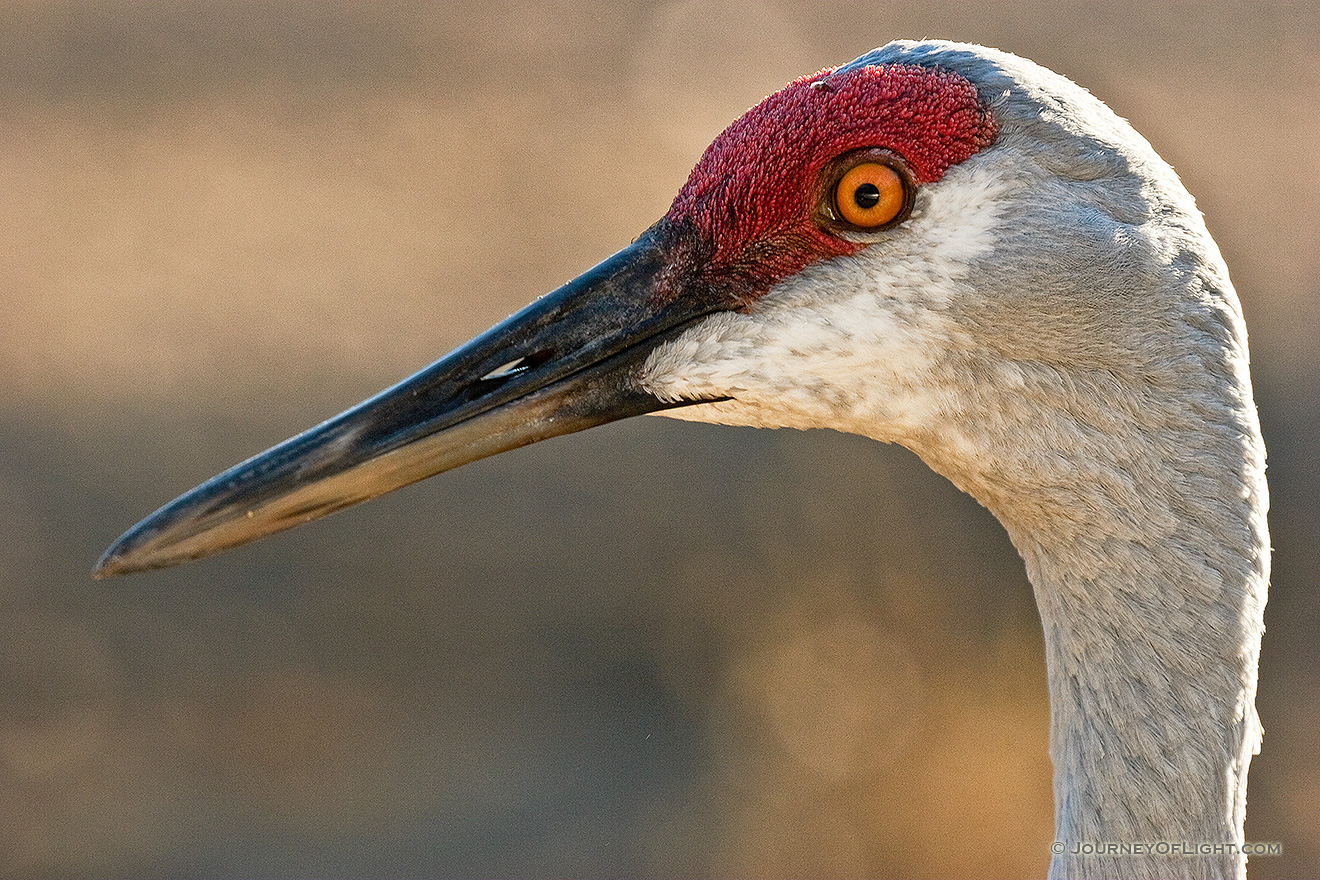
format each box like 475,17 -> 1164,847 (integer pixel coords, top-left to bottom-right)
2,1 -> 1316,877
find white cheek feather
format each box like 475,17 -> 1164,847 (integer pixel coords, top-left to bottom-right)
640,160 -> 1010,443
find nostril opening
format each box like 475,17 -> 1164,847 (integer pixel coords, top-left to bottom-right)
480,349 -> 552,382
482,359 -> 525,382
523,348 -> 554,369
479,349 -> 555,382
459,349 -> 558,406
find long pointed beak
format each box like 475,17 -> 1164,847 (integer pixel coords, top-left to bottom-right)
95,221 -> 724,577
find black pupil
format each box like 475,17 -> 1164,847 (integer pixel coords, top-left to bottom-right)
853,182 -> 882,210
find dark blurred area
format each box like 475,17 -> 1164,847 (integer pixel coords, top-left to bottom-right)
2,2 -> 1316,877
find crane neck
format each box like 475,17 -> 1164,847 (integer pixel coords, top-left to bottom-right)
909,359 -> 1269,880
1018,513 -> 1264,880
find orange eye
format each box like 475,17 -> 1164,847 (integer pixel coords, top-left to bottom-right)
834,162 -> 906,229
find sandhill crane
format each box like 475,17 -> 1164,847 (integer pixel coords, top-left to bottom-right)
96,41 -> 1269,880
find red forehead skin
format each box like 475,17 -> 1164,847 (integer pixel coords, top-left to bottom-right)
663,63 -> 997,302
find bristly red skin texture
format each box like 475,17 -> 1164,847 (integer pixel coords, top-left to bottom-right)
662,63 -> 998,304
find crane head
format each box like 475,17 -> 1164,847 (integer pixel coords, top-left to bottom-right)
95,40 -> 1239,576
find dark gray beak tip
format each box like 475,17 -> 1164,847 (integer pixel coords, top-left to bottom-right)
92,524 -> 182,579
92,551 -> 132,580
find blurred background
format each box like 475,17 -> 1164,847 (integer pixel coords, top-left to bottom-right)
2,1 -> 1316,877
